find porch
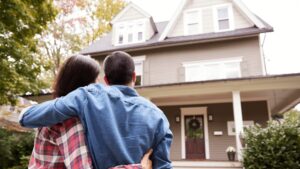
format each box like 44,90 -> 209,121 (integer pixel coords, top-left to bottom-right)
137,73 -> 300,162
172,161 -> 242,169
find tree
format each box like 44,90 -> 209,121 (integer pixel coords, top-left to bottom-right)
0,0 -> 56,105
37,0 -> 125,80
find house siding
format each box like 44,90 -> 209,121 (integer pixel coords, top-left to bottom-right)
117,7 -> 146,22
160,101 -> 269,161
169,0 -> 253,37
127,36 -> 263,86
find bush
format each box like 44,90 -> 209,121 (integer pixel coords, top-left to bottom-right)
0,128 -> 34,169
243,110 -> 300,169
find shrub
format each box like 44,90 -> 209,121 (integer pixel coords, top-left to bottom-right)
0,128 -> 34,169
243,110 -> 300,169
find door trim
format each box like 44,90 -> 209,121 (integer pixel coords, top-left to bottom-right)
180,107 -> 210,159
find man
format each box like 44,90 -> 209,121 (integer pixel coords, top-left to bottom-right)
19,51 -> 173,169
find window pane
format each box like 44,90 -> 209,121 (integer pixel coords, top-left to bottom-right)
135,62 -> 143,76
218,7 -> 229,19
128,33 -> 133,42
118,35 -> 123,44
185,65 -> 205,82
135,75 -> 142,86
204,63 -> 222,80
218,19 -> 230,30
188,23 -> 199,35
225,62 -> 240,78
186,11 -> 198,23
138,32 -> 143,41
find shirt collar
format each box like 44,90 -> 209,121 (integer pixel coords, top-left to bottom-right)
111,85 -> 139,97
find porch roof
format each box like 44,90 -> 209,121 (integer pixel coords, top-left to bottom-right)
136,73 -> 300,115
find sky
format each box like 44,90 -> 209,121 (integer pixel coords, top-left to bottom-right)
130,0 -> 300,75
130,0 -> 300,110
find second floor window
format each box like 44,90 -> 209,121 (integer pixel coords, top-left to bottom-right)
116,21 -> 145,45
184,10 -> 202,35
183,57 -> 242,82
133,56 -> 146,86
214,4 -> 234,32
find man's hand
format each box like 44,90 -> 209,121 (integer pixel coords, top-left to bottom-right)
141,149 -> 153,169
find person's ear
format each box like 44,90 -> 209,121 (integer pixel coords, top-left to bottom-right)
104,76 -> 110,85
132,72 -> 136,84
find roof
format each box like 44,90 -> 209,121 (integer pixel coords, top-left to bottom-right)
81,25 -> 273,56
80,0 -> 273,56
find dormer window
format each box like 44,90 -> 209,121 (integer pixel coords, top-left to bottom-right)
184,9 -> 202,35
115,20 -> 146,45
214,4 -> 234,32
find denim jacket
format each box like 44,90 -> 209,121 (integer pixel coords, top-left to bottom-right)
20,84 -> 173,169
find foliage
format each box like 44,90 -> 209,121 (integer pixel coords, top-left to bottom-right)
0,128 -> 34,169
0,0 -> 56,105
243,110 -> 300,169
37,0 -> 126,80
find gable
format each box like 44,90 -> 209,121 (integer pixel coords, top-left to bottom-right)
169,0 -> 253,37
117,7 -> 147,22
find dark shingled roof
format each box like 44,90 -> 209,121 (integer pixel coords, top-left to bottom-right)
81,21 -> 273,56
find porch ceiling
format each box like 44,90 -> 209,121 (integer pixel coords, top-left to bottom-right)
136,74 -> 300,115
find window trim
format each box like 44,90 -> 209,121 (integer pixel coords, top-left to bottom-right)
133,56 -> 146,86
114,19 -> 147,46
213,3 -> 235,32
183,56 -> 243,82
183,8 -> 203,36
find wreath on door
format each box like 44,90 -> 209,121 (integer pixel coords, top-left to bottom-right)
189,119 -> 200,130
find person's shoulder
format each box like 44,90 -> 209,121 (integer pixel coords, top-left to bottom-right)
134,97 -> 165,117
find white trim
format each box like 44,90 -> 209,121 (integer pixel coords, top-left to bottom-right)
158,0 -> 188,41
133,56 -> 146,86
172,161 -> 242,167
114,19 -> 147,46
111,3 -> 151,24
213,3 -> 235,32
227,120 -> 254,136
277,97 -> 300,114
180,107 -> 210,160
183,8 -> 203,36
267,99 -> 272,120
182,56 -> 243,67
232,91 -> 244,161
232,0 -> 266,29
154,97 -> 268,107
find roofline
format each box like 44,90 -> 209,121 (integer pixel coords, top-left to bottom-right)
22,73 -> 300,97
135,73 -> 300,89
158,0 -> 271,41
83,27 -> 272,56
111,2 -> 151,24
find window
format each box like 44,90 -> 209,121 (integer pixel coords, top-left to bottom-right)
115,20 -> 145,45
133,56 -> 146,86
184,10 -> 202,35
183,57 -> 242,82
227,121 -> 254,136
117,26 -> 125,44
214,4 -> 234,31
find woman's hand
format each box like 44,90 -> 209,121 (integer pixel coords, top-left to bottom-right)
141,149 -> 153,169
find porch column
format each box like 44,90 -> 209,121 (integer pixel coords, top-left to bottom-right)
232,91 -> 244,161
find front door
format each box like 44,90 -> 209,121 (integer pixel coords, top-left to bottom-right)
185,115 -> 205,159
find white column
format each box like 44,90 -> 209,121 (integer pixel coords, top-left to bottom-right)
232,91 -> 244,161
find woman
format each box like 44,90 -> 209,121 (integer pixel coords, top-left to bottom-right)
29,55 -> 152,169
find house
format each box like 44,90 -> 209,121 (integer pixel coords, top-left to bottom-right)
25,0 -> 300,168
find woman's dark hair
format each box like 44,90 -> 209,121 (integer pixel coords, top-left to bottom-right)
53,55 -> 100,98
103,51 -> 135,85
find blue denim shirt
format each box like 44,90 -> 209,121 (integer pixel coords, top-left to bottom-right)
20,84 -> 173,169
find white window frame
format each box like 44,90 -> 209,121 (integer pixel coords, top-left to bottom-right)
213,4 -> 235,32
183,57 -> 243,82
184,8 -> 202,36
133,56 -> 146,86
115,19 -> 147,46
227,121 -> 254,136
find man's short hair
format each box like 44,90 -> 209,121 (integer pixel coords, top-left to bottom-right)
103,51 -> 135,85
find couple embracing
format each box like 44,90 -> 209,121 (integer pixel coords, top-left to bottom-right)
19,51 -> 173,169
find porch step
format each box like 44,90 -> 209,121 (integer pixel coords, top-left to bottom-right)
172,161 -> 243,169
